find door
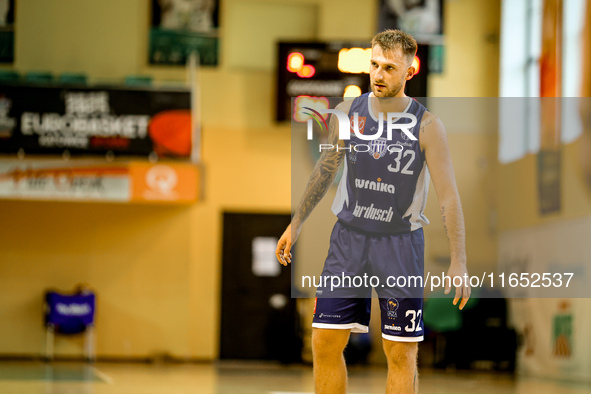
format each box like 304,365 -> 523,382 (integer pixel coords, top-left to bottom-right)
220,212 -> 301,362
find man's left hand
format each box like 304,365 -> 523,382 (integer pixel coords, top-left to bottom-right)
444,262 -> 471,310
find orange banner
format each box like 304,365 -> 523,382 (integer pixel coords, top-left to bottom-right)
0,160 -> 201,204
129,162 -> 200,203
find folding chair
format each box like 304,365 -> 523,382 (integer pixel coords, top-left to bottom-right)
44,289 -> 96,361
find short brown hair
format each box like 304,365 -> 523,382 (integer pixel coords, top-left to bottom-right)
371,29 -> 417,63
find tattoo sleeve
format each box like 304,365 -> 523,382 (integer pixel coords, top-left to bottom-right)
419,119 -> 432,134
292,113 -> 345,226
440,206 -> 448,236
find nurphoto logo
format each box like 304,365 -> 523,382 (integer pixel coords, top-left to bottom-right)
304,107 -> 417,142
302,106 -> 417,155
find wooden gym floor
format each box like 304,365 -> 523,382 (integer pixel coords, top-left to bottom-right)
0,360 -> 590,393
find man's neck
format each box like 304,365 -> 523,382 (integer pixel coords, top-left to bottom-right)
369,92 -> 411,118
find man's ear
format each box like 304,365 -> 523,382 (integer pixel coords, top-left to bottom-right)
405,66 -> 416,80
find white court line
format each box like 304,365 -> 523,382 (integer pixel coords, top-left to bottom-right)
92,367 -> 114,384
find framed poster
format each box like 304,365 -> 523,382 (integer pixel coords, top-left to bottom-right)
378,0 -> 444,44
0,84 -> 192,158
149,0 -> 219,66
0,0 -> 15,63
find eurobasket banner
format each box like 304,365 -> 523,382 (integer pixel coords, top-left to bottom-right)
0,84 -> 192,158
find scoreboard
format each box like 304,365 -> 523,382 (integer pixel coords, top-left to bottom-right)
275,41 -> 430,122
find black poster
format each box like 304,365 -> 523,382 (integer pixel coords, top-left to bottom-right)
0,84 -> 192,158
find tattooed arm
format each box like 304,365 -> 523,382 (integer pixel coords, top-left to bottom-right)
420,111 -> 470,309
276,101 -> 351,266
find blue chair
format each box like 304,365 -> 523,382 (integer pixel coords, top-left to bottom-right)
44,288 -> 96,361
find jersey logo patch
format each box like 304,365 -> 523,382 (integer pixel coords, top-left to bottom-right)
350,116 -> 366,135
368,137 -> 387,159
387,298 -> 399,319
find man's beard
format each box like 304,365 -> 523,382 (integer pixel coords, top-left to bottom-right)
371,81 -> 404,97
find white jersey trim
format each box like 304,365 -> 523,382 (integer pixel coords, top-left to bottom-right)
331,159 -> 349,216
367,93 -> 413,122
312,322 -> 369,333
382,333 -> 424,342
402,162 -> 430,231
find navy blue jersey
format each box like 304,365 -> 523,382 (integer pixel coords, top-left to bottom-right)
331,93 -> 430,234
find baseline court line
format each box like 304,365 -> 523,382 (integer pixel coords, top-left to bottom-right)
92,367 -> 113,384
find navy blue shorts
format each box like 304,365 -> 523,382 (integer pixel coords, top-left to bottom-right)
312,221 -> 425,342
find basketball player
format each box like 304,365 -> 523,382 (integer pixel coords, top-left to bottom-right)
276,30 -> 470,393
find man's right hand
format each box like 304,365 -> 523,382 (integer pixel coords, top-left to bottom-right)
275,105 -> 349,267
276,223 -> 300,266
